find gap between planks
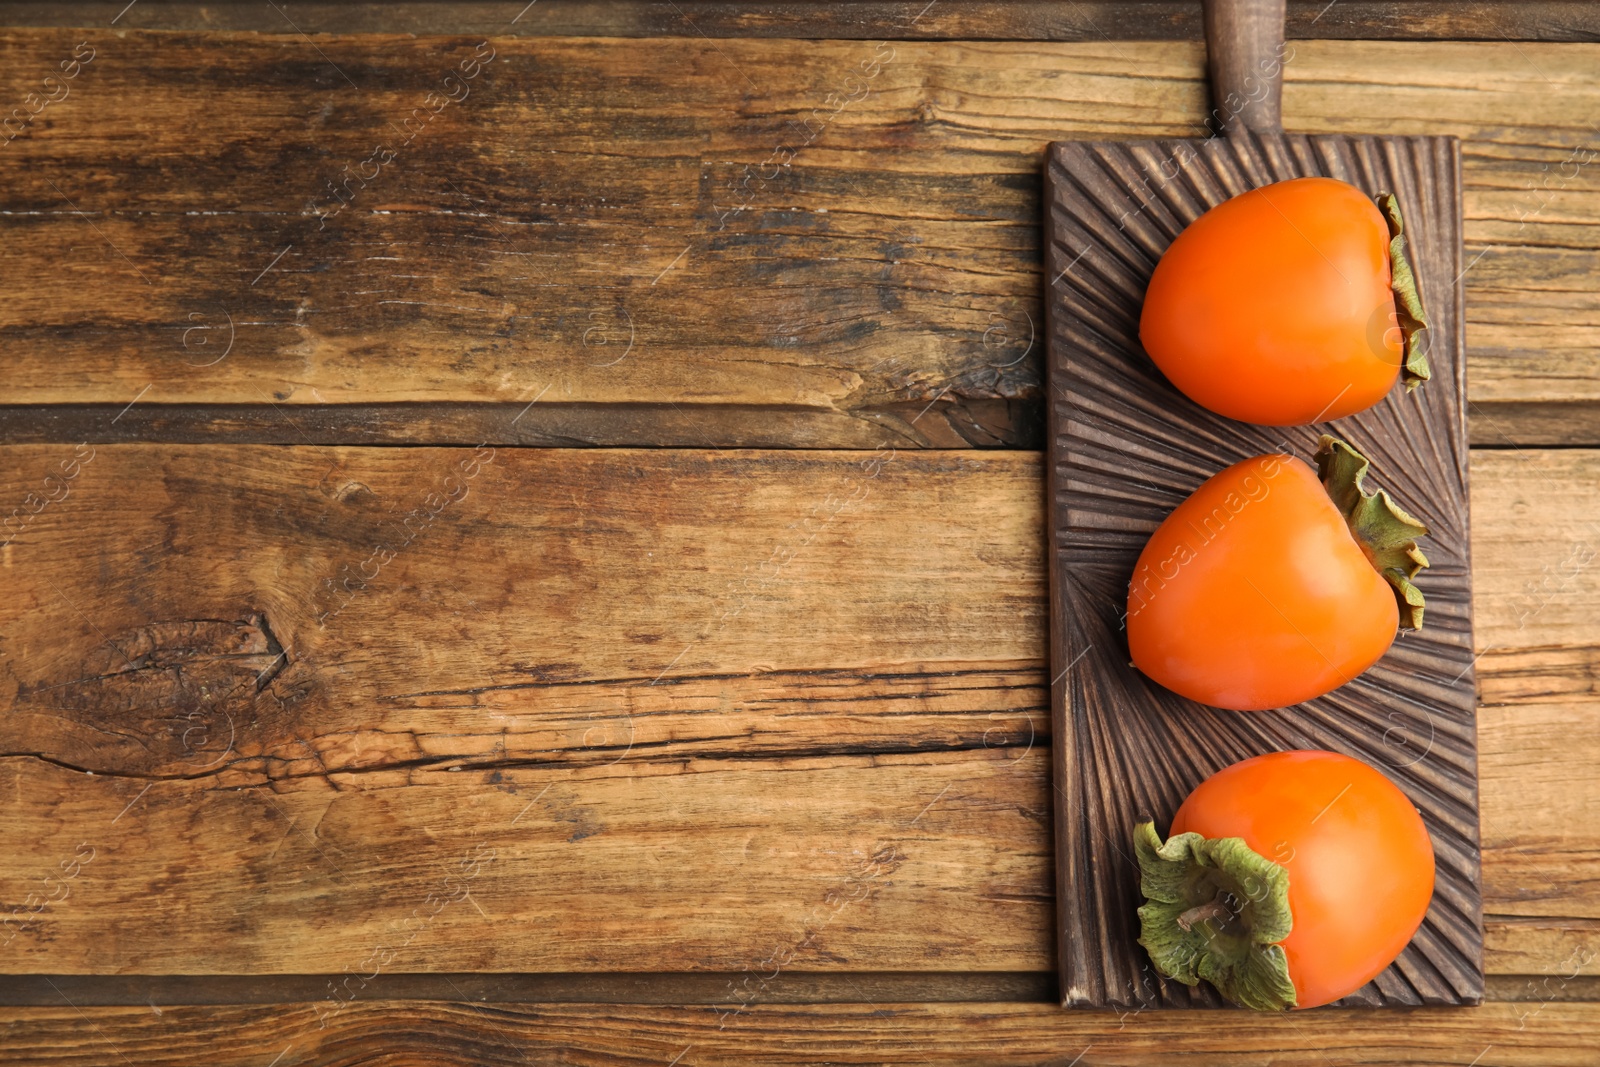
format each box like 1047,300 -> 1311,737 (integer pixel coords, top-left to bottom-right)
0,972 -> 1594,1006
0,401 -> 1583,448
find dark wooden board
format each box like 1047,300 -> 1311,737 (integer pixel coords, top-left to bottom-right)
1043,132 -> 1481,1009
4,2 -> 1597,41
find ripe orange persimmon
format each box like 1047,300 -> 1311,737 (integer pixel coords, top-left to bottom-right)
1139,177 -> 1430,425
1125,436 -> 1428,711
1135,750 -> 1436,1010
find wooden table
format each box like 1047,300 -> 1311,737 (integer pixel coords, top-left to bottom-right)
1,4 -> 1596,1062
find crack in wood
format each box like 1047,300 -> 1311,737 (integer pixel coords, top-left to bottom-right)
377,663 -> 1043,701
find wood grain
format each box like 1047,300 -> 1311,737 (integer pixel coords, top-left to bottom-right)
0,446 -> 1044,780
1480,701 -> 1600,919
0,750 -> 1054,975
0,445 -> 1052,974
1467,447 -> 1600,658
1,446 -> 1597,980
0,1000 -> 1596,1066
1,35 -> 1598,445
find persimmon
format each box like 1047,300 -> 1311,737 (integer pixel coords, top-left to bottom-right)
1139,177 -> 1429,425
1126,436 -> 1428,711
1135,750 -> 1436,1010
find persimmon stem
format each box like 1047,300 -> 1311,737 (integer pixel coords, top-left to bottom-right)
1176,898 -> 1234,932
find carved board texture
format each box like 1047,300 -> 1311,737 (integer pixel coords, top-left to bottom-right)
1043,133 -> 1481,1009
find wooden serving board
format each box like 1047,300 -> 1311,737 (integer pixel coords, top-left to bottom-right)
1042,132 -> 1482,1010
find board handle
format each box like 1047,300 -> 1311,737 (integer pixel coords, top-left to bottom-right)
1201,0 -> 1286,134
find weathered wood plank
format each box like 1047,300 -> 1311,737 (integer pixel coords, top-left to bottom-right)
0,750 -> 1055,974
2,446 -> 1598,978
0,1000 -> 1597,1066
2,36 -> 1598,445
0,445 -> 1050,974
4,1 -> 1598,42
0,31 -> 1081,434
0,446 -> 1045,779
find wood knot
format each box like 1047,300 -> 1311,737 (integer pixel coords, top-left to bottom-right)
12,613 -> 291,775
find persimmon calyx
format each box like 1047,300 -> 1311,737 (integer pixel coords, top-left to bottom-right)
1376,191 -> 1431,391
1134,820 -> 1297,1012
1314,435 -> 1430,630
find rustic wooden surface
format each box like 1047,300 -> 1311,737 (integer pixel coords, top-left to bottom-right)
1,16 -> 1598,1066
1,34 -> 1599,446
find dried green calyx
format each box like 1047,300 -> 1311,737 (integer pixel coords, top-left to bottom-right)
1135,820 -> 1297,1011
1315,435 -> 1431,630
1376,192 -> 1430,390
